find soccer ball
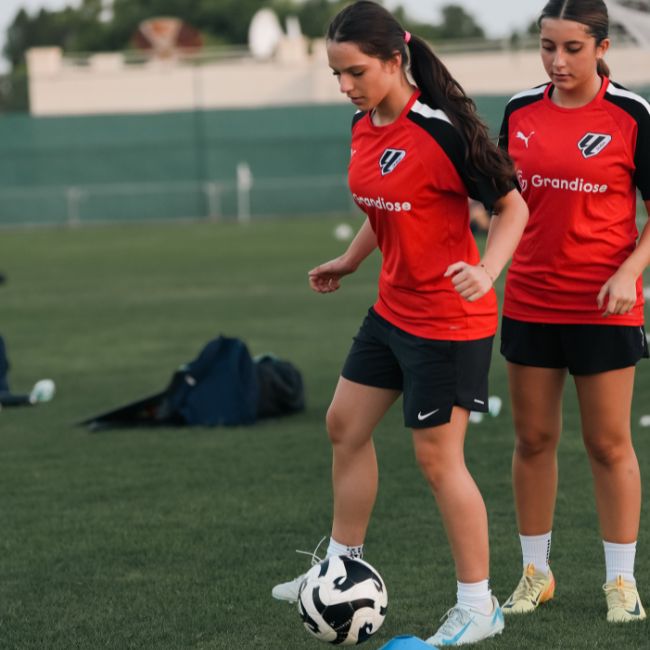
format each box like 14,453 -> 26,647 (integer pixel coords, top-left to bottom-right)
297,556 -> 388,646
333,223 -> 354,241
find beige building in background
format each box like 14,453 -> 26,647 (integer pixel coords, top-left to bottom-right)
26,39 -> 650,117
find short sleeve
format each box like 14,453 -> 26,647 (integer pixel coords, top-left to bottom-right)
461,141 -> 513,211
498,108 -> 510,152
634,102 -> 650,199
408,111 -> 511,212
351,110 -> 366,132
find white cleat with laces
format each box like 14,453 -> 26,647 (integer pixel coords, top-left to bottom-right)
271,537 -> 327,603
502,563 -> 555,615
603,575 -> 646,623
426,596 -> 504,646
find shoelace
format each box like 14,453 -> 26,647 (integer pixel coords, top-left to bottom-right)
512,567 -> 546,601
295,536 -> 327,568
437,605 -> 471,636
603,577 -> 634,608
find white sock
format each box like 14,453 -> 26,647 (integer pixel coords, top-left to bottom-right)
326,537 -> 363,559
457,579 -> 493,615
520,532 -> 552,575
603,540 -> 636,584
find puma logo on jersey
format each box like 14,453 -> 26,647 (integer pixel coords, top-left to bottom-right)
578,132 -> 612,158
516,130 -> 535,148
379,148 -> 406,175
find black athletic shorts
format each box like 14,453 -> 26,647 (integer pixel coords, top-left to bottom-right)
500,316 -> 649,375
341,308 -> 493,429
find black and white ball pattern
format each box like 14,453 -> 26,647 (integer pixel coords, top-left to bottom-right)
297,556 -> 388,646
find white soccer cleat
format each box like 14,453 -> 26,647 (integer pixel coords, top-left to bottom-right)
272,573 -> 307,603
502,564 -> 555,615
426,596 -> 504,646
272,536 -> 326,603
603,575 -> 647,623
29,378 -> 56,404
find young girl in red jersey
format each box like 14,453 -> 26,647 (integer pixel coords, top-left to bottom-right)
498,0 -> 650,624
272,2 -> 528,645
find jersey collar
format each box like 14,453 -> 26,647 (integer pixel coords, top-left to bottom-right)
367,88 -> 421,131
544,75 -> 610,113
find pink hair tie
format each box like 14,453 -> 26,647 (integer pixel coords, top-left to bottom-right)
404,31 -> 412,44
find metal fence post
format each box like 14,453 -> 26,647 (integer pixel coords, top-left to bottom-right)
204,181 -> 222,221
66,186 -> 82,226
236,162 -> 252,224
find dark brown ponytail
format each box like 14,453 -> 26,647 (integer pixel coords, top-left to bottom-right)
596,58 -> 610,78
327,1 -> 515,198
405,33 -> 514,196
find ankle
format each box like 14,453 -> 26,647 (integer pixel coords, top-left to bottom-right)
327,537 -> 364,559
604,540 -> 637,585
520,531 -> 552,575
457,579 -> 493,615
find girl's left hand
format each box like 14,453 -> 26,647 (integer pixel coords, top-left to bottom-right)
445,261 -> 493,302
597,269 -> 638,317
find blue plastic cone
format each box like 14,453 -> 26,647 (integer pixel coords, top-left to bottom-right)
378,635 -> 437,649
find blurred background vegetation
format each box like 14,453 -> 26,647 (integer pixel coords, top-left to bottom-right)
0,0 -> 497,112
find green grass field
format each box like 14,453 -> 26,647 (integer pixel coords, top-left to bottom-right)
0,218 -> 648,649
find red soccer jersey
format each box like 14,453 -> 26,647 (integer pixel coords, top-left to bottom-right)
348,90 -> 509,341
499,77 -> 650,325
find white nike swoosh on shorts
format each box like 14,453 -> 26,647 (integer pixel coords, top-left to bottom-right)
417,409 -> 440,421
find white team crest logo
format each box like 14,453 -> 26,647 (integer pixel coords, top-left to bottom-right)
516,130 -> 535,148
517,169 -> 528,193
578,132 -> 612,158
379,148 -> 406,175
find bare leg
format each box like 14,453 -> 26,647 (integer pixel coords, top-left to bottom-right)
412,407 -> 488,583
328,377 -> 400,546
575,368 -> 641,543
508,363 -> 566,534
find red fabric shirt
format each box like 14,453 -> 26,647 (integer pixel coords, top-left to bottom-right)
499,78 -> 650,325
348,90 -> 509,340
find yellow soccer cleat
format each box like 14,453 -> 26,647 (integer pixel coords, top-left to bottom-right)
502,564 -> 555,615
603,576 -> 646,623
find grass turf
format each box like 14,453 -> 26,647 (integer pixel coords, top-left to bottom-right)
0,218 -> 648,649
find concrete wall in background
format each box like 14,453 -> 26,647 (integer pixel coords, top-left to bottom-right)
26,41 -> 650,117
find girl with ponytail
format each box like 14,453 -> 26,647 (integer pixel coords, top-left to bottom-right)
272,2 -> 529,645
498,0 -> 650,624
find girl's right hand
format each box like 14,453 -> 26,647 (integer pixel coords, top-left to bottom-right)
444,261 -> 494,302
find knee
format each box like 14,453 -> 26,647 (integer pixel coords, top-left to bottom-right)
326,404 -> 360,448
414,446 -> 455,491
584,435 -> 632,467
514,426 -> 559,460
326,404 -> 344,444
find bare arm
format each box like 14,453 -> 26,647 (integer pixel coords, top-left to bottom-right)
308,218 -> 377,293
597,199 -> 650,316
445,188 -> 529,301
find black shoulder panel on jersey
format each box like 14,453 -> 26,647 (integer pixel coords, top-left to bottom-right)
604,81 -> 650,199
351,110 -> 366,131
603,81 -> 650,129
407,109 -> 503,211
407,110 -> 465,173
504,84 -> 548,116
499,84 -> 547,152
